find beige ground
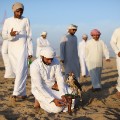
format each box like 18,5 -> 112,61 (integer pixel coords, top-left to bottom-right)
0,55 -> 120,120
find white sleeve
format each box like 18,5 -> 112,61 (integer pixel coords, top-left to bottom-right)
47,40 -> 50,46
37,39 -> 44,47
36,38 -> 43,58
60,36 -> 66,60
2,19 -> 15,41
102,41 -> 110,59
26,18 -> 33,56
36,38 -> 40,47
85,43 -> 89,60
78,42 -> 81,58
110,30 -> 119,55
1,40 -> 8,54
30,63 -> 55,103
55,63 -> 67,96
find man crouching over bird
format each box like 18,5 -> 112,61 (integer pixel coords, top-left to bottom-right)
30,46 -> 75,113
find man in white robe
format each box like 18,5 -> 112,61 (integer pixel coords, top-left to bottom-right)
110,28 -> 120,97
78,34 -> 89,77
60,24 -> 80,81
1,40 -> 15,78
2,2 -> 33,99
85,29 -> 110,91
36,31 -> 50,58
30,47 -> 74,113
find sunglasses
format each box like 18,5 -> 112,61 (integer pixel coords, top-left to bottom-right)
72,29 -> 77,31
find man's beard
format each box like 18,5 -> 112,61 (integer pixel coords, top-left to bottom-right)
42,57 -> 50,65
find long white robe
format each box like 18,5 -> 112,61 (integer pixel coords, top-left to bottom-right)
1,40 -> 15,78
36,37 -> 50,58
2,16 -> 33,96
60,33 -> 80,80
30,57 -> 73,113
110,28 -> 120,92
85,39 -> 109,88
78,40 -> 89,76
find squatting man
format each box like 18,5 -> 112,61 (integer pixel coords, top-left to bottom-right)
30,46 -> 74,113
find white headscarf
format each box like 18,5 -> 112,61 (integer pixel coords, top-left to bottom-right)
12,2 -> 24,12
41,31 -> 47,36
82,34 -> 88,38
40,47 -> 56,58
68,24 -> 78,30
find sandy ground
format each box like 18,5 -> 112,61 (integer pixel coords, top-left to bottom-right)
0,55 -> 120,120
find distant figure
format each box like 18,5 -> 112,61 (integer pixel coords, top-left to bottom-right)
36,31 -> 50,58
85,29 -> 110,92
78,34 -> 89,77
1,40 -> 15,78
30,46 -> 74,113
1,32 -> 15,78
110,28 -> 120,97
0,32 -> 2,46
2,2 -> 33,99
60,24 -> 80,81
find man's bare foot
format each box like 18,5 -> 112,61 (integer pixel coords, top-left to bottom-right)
116,91 -> 120,98
34,99 -> 40,108
10,95 -> 27,102
9,96 -> 16,106
10,95 -> 16,102
17,95 -> 27,100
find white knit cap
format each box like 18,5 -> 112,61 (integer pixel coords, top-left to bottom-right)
82,34 -> 88,38
68,24 -> 78,30
40,47 -> 56,58
41,31 -> 47,36
12,2 -> 24,12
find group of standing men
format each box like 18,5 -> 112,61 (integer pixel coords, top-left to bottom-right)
1,2 -> 120,113
60,26 -> 110,92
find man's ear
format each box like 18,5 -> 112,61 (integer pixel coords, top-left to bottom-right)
41,56 -> 44,62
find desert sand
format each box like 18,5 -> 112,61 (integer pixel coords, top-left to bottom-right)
0,54 -> 120,120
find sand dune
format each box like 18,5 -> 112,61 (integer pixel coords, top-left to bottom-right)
0,55 -> 120,120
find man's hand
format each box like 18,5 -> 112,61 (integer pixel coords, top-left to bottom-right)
10,28 -> 18,36
61,95 -> 67,103
106,59 -> 110,62
118,52 -> 120,57
28,55 -> 32,59
53,98 -> 66,107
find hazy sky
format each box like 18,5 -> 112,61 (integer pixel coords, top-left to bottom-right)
0,0 -> 120,56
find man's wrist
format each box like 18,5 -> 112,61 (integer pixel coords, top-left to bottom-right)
50,98 -> 55,103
